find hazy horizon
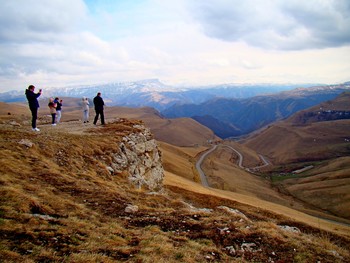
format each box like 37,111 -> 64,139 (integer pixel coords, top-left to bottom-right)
0,78 -> 331,94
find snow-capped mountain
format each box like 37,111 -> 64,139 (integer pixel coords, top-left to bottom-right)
0,79 -> 324,110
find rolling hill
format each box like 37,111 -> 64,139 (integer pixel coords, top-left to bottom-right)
241,92 -> 350,220
162,82 -> 350,138
3,99 -> 219,147
1,102 -> 350,262
242,92 -> 350,164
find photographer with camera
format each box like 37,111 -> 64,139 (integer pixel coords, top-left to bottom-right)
25,85 -> 42,131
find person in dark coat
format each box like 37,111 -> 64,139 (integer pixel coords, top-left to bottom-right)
25,85 -> 42,131
54,97 -> 63,123
93,92 -> 105,125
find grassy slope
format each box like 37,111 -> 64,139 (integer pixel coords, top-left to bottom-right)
243,92 -> 350,165
114,107 -> 220,147
6,100 -> 219,147
0,120 -> 349,262
164,172 -> 350,237
1,101 -> 350,262
242,120 -> 350,165
241,93 -> 350,220
4,101 -> 350,221
201,146 -> 290,201
280,157 -> 350,219
159,142 -> 207,183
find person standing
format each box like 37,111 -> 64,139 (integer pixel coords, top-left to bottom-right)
93,92 -> 105,125
48,98 -> 57,126
54,97 -> 63,123
25,85 -> 42,131
82,97 -> 90,123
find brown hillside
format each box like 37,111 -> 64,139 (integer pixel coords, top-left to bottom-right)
5,101 -> 219,147
108,107 -> 219,146
197,142 -> 349,223
201,145 -> 285,201
222,140 -> 262,167
277,157 -> 350,220
159,142 -> 207,183
0,102 -> 29,116
243,120 -> 350,164
1,113 -> 350,262
242,93 -> 350,221
289,92 -> 350,124
243,92 -> 350,164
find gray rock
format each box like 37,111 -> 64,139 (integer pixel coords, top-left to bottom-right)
278,225 -> 301,233
106,124 -> 164,190
125,204 -> 139,213
18,139 -> 33,148
217,206 -> 251,222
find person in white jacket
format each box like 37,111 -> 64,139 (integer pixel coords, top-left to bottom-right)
82,97 -> 90,123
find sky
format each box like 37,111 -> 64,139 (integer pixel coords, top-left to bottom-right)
0,0 -> 350,92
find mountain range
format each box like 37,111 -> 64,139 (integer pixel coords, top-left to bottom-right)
1,80 -> 349,139
162,82 -> 350,138
0,79 -> 316,109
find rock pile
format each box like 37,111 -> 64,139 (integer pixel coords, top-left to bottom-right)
109,124 -> 164,191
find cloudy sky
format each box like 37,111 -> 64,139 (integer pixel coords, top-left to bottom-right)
1,0 -> 350,92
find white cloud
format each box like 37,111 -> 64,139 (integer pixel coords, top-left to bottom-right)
0,0 -> 349,92
0,0 -> 87,43
189,0 -> 350,50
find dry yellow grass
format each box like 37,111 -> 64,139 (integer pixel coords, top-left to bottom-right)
249,120 -> 348,164
3,99 -> 218,147
159,142 -> 207,182
222,140 -> 262,167
243,92 -> 350,165
108,106 -> 219,146
0,102 -> 30,116
240,94 -> 350,222
164,171 -> 350,238
242,118 -> 350,219
280,157 -> 350,219
2,101 -> 350,262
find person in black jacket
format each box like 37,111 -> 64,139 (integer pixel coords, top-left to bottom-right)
93,92 -> 105,125
54,97 -> 63,123
25,85 -> 42,131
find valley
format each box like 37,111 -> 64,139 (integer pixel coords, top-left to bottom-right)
162,82 -> 350,138
196,142 -> 350,226
1,89 -> 350,262
1,81 -> 349,139
240,92 -> 350,222
1,90 -> 349,225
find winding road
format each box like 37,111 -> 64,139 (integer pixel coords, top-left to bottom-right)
196,144 -> 350,229
195,145 -> 218,187
196,144 -> 269,187
195,145 -> 350,227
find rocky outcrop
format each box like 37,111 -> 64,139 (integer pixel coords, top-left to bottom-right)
109,124 -> 164,191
